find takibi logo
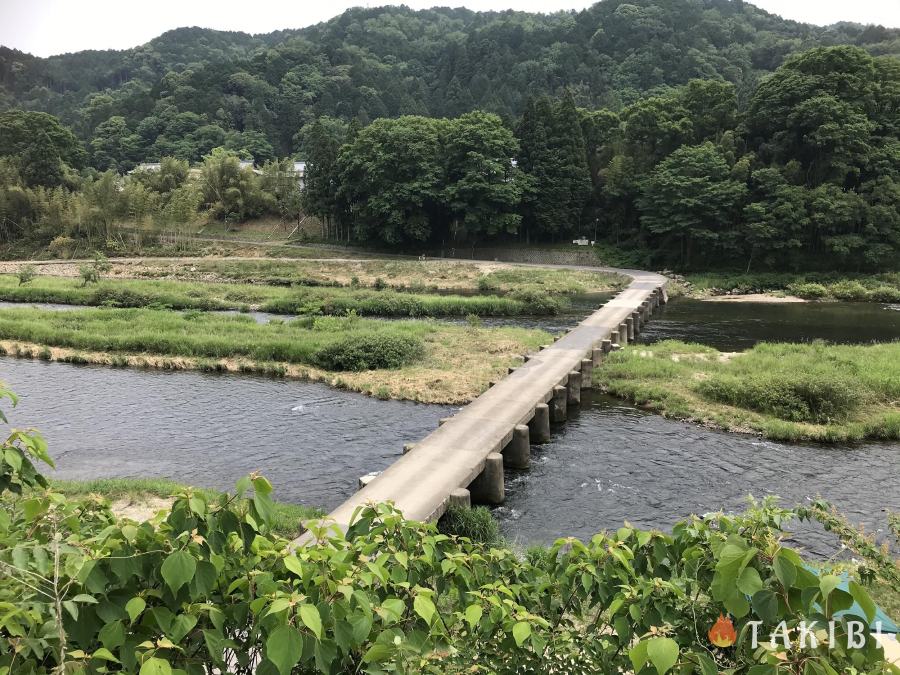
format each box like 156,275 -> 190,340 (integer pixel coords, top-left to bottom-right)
708,614 -> 737,647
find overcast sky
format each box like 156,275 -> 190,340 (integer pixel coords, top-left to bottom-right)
2,0 -> 898,57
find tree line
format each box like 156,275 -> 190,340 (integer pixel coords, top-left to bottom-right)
2,1 -> 897,166
1,45 -> 898,271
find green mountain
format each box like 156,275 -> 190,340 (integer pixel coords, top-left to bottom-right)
1,1 -> 898,161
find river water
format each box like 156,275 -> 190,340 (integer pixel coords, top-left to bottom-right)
0,358 -> 452,510
0,296 -> 897,555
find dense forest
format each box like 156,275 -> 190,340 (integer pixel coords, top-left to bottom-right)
2,0 -> 898,162
0,1 -> 898,270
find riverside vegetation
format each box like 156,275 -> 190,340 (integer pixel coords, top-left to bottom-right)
1,389 -> 898,674
677,272 -> 900,303
598,340 -> 900,442
0,307 -> 549,404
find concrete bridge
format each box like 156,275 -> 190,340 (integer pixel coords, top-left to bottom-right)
316,265 -> 668,530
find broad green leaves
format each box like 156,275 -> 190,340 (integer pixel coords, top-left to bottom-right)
160,550 -> 196,593
631,637 -> 679,674
265,625 -> 302,675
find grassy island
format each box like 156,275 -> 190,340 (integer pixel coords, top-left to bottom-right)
598,340 -> 900,442
0,306 -> 550,404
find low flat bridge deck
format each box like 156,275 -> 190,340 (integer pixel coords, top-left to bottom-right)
322,265 -> 667,528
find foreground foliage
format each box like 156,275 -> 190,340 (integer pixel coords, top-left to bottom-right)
1,390 -> 897,674
599,340 -> 900,442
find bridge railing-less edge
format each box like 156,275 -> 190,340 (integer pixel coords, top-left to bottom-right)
296,265 -> 668,542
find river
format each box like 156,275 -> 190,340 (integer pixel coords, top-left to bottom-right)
0,295 -> 897,555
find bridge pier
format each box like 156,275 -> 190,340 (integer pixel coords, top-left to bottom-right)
592,347 -> 604,367
550,385 -> 567,422
529,403 -> 551,442
502,424 -> 530,470
626,316 -> 635,341
619,323 -> 629,345
469,452 -> 504,504
448,487 -> 471,509
581,358 -> 593,389
403,442 -> 417,454
439,417 -> 452,426
601,338 -> 613,353
566,371 -> 581,406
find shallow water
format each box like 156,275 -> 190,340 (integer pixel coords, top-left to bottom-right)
0,358 -> 453,510
637,298 -> 900,349
496,393 -> 899,556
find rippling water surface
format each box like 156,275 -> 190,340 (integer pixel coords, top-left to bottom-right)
0,358 -> 453,510
497,393 -> 899,556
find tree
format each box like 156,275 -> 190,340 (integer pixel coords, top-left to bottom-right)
301,118 -> 348,239
338,116 -> 446,246
637,142 -> 748,268
0,110 -> 86,169
442,111 -> 524,242
200,148 -> 269,222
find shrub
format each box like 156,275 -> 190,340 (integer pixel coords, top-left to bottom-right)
78,264 -> 99,286
828,279 -> 869,301
696,371 -> 862,424
16,264 -> 36,286
47,235 -> 75,258
788,282 -> 828,300
438,505 -> 503,545
313,333 -> 425,371
508,288 -> 565,315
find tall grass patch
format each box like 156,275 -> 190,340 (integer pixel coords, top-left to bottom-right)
598,340 -> 900,442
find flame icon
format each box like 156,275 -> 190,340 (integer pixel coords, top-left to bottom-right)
708,614 -> 737,648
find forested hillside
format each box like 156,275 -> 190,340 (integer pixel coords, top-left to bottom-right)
2,0 -> 898,162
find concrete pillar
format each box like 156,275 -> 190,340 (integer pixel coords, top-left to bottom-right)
610,330 -> 620,346
659,286 -> 668,304
529,403 -> 551,443
592,347 -> 604,368
641,302 -> 650,322
550,385 -> 567,422
580,358 -> 593,389
439,417 -> 452,426
448,487 -> 471,509
502,424 -> 530,470
403,443 -> 417,454
566,371 -> 581,406
632,310 -> 640,334
601,339 -> 613,353
469,452 -> 504,504
626,316 -> 635,341
618,323 -> 629,345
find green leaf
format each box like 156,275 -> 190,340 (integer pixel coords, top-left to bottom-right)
646,637 -> 679,674
91,647 -> 120,663
140,657 -> 172,675
413,595 -> 436,625
266,625 -> 302,675
773,552 -> 796,589
465,604 -> 482,629
126,597 -> 146,623
170,614 -> 198,643
266,599 -> 292,616
629,639 -> 649,672
737,567 -> 764,596
160,551 -> 196,594
751,589 -> 779,624
512,621 -> 531,647
283,555 -> 304,576
299,604 -> 322,639
819,574 -> 841,600
848,580 -> 876,623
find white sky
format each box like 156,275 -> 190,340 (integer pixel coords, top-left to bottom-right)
1,0 -> 898,57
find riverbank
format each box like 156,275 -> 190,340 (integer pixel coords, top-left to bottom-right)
597,340 -> 900,442
0,257 -> 626,296
674,271 -> 900,303
0,308 -> 550,404
49,477 -> 322,537
0,273 -> 573,317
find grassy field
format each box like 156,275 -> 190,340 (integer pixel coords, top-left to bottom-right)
49,477 -> 322,537
597,340 -> 900,442
681,271 -> 900,302
0,307 -> 550,403
0,273 -> 573,317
